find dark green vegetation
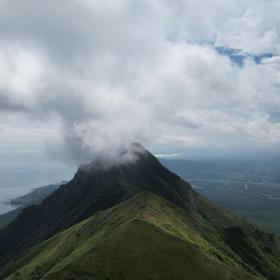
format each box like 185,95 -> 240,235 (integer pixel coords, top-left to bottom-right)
0,184 -> 60,230
162,158 -> 280,233
1,193 -> 267,280
0,208 -> 20,230
0,144 -> 280,279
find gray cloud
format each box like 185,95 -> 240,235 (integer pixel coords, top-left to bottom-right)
0,94 -> 28,112
0,0 -> 279,165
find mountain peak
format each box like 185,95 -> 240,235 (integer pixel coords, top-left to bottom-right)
1,145 -> 280,280
79,142 -> 149,171
74,143 -> 194,210
0,144 -> 194,266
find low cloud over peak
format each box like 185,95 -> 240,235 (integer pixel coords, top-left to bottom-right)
0,0 -> 279,165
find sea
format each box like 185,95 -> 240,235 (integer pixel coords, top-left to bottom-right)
0,165 -> 74,215
0,185 -> 32,215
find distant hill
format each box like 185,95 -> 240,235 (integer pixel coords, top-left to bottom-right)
9,184 -> 63,206
0,184 -> 61,230
0,144 -> 279,279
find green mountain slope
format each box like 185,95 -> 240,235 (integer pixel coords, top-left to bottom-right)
2,192 -> 279,280
1,144 -> 280,280
0,144 -> 195,266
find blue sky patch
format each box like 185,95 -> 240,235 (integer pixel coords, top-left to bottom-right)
216,47 -> 273,66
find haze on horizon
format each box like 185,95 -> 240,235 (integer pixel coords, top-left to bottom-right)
0,0 -> 280,171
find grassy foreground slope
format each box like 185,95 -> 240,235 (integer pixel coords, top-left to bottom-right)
2,192 -> 275,280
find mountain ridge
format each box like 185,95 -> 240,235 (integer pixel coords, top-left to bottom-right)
0,192 -> 265,280
0,144 -> 279,279
0,144 -> 194,266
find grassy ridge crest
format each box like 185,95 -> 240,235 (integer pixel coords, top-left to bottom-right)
3,192 -> 267,280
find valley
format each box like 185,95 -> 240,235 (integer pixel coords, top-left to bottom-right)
162,158 -> 280,233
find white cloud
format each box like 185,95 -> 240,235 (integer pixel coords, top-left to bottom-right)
155,153 -> 184,159
0,115 -> 59,153
215,0 -> 280,54
0,0 -> 279,164
158,135 -> 207,148
0,43 -> 46,109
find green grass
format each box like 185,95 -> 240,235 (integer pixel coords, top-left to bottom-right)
2,192 -> 278,280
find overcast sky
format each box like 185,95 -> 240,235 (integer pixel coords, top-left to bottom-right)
0,0 -> 280,168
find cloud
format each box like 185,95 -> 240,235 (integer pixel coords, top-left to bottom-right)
157,134 -> 207,148
215,0 -> 280,54
175,110 -> 280,144
0,0 -> 279,165
0,118 -> 58,153
155,153 -> 184,159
